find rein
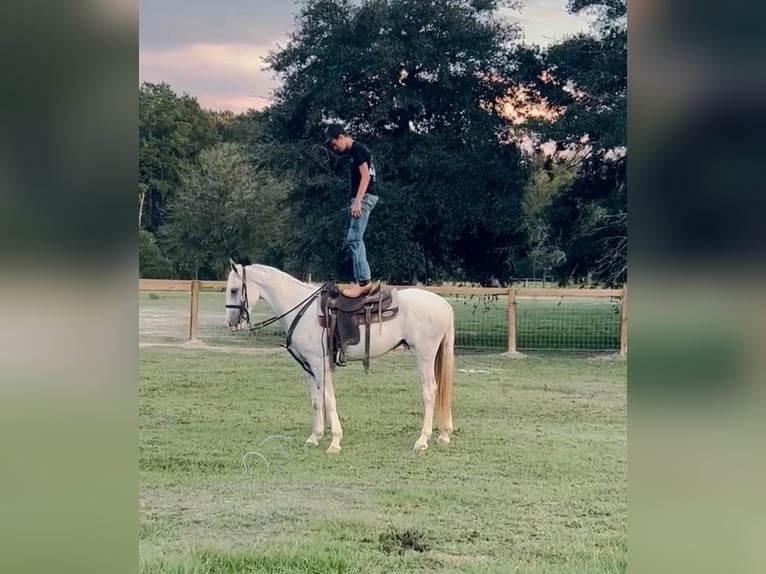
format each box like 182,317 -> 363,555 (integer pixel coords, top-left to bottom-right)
227,266 -> 332,376
249,281 -> 330,335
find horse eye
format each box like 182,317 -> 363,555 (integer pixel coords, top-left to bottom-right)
230,288 -> 238,295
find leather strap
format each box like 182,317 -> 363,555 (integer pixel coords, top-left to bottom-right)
378,289 -> 383,333
329,311 -> 338,371
364,305 -> 372,374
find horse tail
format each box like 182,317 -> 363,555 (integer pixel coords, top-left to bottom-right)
434,306 -> 455,432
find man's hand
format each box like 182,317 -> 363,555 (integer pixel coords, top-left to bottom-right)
351,198 -> 362,218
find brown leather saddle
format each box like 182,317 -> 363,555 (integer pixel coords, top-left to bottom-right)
318,283 -> 399,372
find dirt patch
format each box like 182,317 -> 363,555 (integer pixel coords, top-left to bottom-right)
140,310 -> 188,340
138,341 -> 288,355
138,341 -> 414,358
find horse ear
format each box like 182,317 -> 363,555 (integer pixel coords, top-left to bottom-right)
229,259 -> 239,275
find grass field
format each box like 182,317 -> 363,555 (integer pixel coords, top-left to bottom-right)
140,290 -> 622,353
139,347 -> 627,573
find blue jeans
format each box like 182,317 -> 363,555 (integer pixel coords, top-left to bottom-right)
346,194 -> 378,283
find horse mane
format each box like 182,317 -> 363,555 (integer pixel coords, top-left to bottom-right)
250,264 -> 319,291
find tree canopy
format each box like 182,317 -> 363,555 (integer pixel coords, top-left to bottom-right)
139,0 -> 627,286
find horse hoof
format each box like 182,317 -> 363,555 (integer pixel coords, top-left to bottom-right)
437,434 -> 451,445
413,442 -> 428,452
326,444 -> 342,454
304,438 -> 319,448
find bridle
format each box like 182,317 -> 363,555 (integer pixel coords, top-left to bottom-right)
225,265 -> 333,377
225,265 -> 251,326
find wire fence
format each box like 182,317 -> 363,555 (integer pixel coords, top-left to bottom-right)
446,293 -> 509,350
138,281 -> 627,355
516,297 -> 623,351
426,293 -> 623,352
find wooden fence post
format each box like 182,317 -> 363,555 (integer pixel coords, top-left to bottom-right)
619,287 -> 628,357
189,280 -> 200,342
507,287 -> 518,354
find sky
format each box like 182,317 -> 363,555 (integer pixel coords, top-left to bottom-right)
139,0 -> 594,113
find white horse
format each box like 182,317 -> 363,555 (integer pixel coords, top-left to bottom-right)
224,261 -> 454,453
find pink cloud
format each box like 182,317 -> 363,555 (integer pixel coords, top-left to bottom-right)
140,42 -> 282,112
197,94 -> 271,113
140,43 -> 275,78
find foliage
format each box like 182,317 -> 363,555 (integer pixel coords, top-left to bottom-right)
137,0 -> 627,285
547,154 -> 626,286
513,0 -> 626,285
266,0 -> 521,137
259,0 -> 528,282
160,142 -> 289,279
139,82 -> 222,231
518,154 -> 575,278
139,230 -> 173,278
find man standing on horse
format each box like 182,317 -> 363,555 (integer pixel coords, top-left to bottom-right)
323,123 -> 380,298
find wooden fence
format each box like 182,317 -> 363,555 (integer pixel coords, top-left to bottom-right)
139,279 -> 627,356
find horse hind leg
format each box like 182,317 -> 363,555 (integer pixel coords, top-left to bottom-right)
435,319 -> 455,446
413,346 -> 438,452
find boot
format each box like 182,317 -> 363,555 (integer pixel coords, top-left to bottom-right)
341,280 -> 380,298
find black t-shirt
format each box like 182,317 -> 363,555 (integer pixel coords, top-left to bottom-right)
349,141 -> 377,199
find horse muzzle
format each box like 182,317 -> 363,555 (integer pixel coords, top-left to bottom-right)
226,303 -> 249,331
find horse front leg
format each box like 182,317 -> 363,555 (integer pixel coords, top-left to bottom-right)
305,356 -> 343,453
322,370 -> 343,454
304,373 -> 324,448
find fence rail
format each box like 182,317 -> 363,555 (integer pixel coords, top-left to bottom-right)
139,279 -> 627,356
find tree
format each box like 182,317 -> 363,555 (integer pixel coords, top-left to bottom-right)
267,0 -> 521,137
260,0 -> 528,282
518,154 -> 574,278
139,82 -> 221,231
161,142 -> 289,279
547,154 -> 626,285
513,0 -> 626,285
139,230 -> 173,278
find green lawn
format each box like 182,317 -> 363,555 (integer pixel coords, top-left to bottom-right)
140,348 -> 627,573
140,291 -> 622,353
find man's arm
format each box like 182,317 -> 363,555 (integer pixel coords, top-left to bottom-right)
355,162 -> 371,202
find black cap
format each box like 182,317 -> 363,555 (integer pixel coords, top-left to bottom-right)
323,123 -> 346,145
